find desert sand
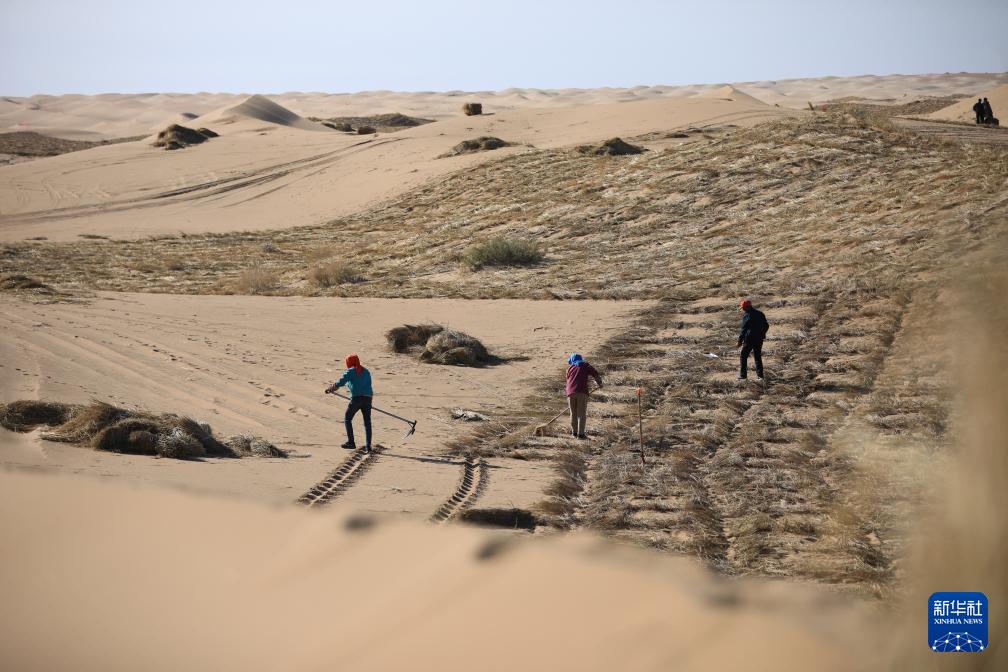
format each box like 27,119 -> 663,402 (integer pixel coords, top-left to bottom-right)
3,72 -> 1005,140
927,82 -> 1008,122
2,71 -> 1007,670
0,293 -> 646,513
0,467 -> 878,672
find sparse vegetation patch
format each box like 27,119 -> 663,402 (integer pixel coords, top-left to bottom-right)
578,137 -> 645,156
308,261 -> 362,288
420,329 -> 491,367
0,399 -> 286,460
152,124 -> 218,150
386,324 -> 445,353
235,266 -> 279,295
442,136 -> 512,157
311,113 -> 433,133
463,237 -> 543,270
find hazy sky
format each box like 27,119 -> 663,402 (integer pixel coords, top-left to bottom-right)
2,0 -> 1005,95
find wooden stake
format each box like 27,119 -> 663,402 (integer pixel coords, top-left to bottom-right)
636,387 -> 645,468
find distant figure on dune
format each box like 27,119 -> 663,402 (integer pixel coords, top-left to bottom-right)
566,353 -> 603,439
982,97 -> 994,124
973,98 -> 985,124
325,353 -> 374,452
737,300 -> 770,381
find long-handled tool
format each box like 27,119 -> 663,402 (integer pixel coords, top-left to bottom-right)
636,387 -> 645,468
533,384 -> 598,436
534,408 -> 568,436
326,390 -> 417,438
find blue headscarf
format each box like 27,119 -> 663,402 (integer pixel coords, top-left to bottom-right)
568,353 -> 583,366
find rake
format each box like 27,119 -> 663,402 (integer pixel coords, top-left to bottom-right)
325,390 -> 417,438
533,384 -> 598,436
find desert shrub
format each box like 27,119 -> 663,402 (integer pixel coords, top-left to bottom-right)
316,114 -> 432,132
308,261 -> 362,288
463,102 -> 483,116
41,402 -> 128,443
0,400 -> 73,431
356,126 -> 376,135
442,136 -> 511,157
386,324 -> 444,353
420,329 -> 491,367
0,399 -> 282,460
152,124 -> 216,150
156,427 -> 207,459
226,433 -> 288,457
0,274 -> 49,291
577,137 -> 645,156
463,238 -> 543,270
235,266 -> 279,295
93,418 -> 162,454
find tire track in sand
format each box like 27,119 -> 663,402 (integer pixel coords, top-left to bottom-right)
296,446 -> 382,508
429,457 -> 488,524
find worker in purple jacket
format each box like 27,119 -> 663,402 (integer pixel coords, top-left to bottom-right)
566,353 -> 603,439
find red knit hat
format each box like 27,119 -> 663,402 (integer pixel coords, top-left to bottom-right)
739,299 -> 752,310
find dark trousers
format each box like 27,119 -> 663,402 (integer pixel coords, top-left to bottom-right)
740,340 -> 764,378
976,112 -> 984,124
345,395 -> 373,447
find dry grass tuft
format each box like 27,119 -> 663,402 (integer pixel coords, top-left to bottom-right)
226,433 -> 288,457
386,323 -> 445,353
578,137 -> 645,156
308,261 -> 362,288
235,266 -> 279,295
0,400 -> 72,431
311,113 -> 432,133
155,427 -> 207,459
0,399 -> 284,460
0,130 -> 145,158
463,237 -> 543,270
1,274 -> 49,291
442,136 -> 512,157
420,329 -> 491,367
152,124 -> 217,150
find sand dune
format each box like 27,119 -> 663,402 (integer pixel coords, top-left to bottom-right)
2,73 -> 1005,140
0,94 -> 791,241
928,83 -> 1008,122
197,93 -> 326,131
9,75 -> 1005,242
695,84 -> 767,106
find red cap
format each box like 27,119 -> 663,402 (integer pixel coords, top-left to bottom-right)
739,299 -> 752,310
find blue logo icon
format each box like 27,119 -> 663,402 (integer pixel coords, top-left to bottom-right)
929,592 -> 987,652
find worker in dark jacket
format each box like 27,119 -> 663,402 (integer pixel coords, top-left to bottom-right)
737,299 -> 769,380
973,99 -> 985,124
325,353 -> 374,451
982,98 -> 994,123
